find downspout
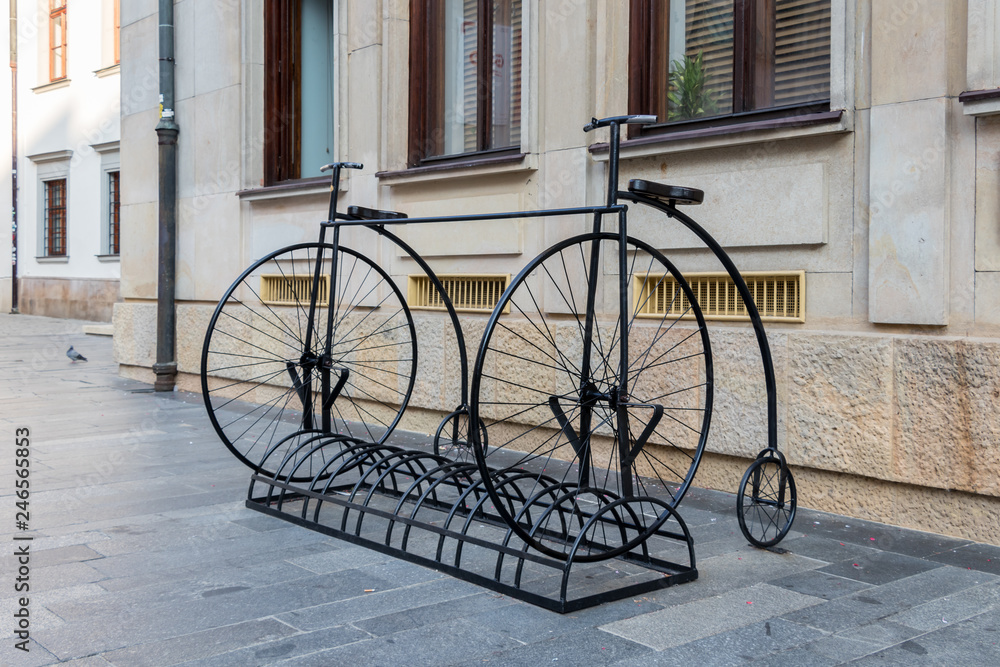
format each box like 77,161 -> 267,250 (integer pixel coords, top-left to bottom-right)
9,0 -> 17,314
153,0 -> 178,390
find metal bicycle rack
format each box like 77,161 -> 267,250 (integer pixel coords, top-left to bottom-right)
244,433 -> 696,612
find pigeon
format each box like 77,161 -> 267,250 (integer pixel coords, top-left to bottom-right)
67,346 -> 88,363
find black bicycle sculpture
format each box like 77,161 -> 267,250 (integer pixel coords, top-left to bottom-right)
200,115 -> 796,611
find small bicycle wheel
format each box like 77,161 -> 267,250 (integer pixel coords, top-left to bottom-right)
433,407 -> 487,463
470,232 -> 713,560
737,456 -> 797,548
201,242 -> 417,479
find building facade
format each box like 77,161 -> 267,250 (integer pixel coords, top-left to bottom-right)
3,0 -> 122,321
117,0 -> 1000,544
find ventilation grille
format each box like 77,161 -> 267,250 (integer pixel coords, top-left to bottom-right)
260,274 -> 330,307
634,271 -> 805,322
408,274 -> 510,313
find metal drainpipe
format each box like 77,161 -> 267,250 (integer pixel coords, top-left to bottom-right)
153,0 -> 179,391
9,0 -> 18,314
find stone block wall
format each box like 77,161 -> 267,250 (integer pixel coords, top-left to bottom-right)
113,296 -> 1000,544
19,278 -> 121,322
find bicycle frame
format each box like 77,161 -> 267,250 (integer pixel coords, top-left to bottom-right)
305,113 -> 778,492
207,114 -> 794,606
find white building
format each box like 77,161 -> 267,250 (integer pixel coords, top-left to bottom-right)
2,0 -> 122,320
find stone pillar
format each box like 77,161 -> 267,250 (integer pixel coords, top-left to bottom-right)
867,0 -> 967,325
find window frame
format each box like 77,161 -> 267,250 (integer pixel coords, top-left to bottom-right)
94,143 -> 121,258
49,0 -> 68,82
627,0 -> 832,137
262,0 -> 338,185
107,170 -> 120,255
407,0 -> 523,167
43,178 -> 68,257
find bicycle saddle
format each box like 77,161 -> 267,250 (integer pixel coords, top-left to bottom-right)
628,179 -> 703,206
347,205 -> 408,220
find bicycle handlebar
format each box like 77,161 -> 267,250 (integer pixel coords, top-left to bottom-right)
321,162 -> 363,172
583,115 -> 658,132
323,163 -> 363,222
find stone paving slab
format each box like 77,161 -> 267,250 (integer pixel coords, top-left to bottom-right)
606,617 -> 828,667
99,618 -> 299,667
2,314 -> 1000,665
780,566 -> 997,634
173,623 -> 373,667
853,607 -> 1000,664
600,583 -> 823,651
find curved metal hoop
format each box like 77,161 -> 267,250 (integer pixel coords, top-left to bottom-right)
618,191 -> 780,452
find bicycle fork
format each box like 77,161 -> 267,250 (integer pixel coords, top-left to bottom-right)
547,118 -> 663,499
290,162 -> 362,432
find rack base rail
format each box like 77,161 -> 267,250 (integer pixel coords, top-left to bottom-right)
245,433 -> 697,613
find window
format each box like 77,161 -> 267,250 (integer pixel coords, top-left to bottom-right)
43,179 -> 67,256
629,0 -> 831,131
108,171 -> 120,255
408,0 -> 522,165
49,0 -> 68,81
263,0 -> 336,184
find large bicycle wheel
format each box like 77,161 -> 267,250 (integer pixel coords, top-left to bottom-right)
470,233 -> 713,560
201,242 -> 417,479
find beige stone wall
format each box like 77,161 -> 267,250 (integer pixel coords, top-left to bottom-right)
19,278 -> 121,322
0,279 -> 11,314
116,0 -> 1000,545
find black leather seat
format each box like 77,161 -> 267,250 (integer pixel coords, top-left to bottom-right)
347,205 -> 408,220
628,179 -> 704,206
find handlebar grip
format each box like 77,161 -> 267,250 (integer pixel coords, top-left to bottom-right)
320,162 -> 364,172
583,114 -> 659,132
625,115 -> 657,125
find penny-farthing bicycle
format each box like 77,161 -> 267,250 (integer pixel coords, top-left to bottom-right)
200,114 -> 796,554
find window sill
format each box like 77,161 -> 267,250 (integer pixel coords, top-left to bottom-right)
960,88 -> 1000,117
237,175 -> 342,202
588,110 -> 849,161
94,64 -> 120,78
377,152 -> 535,186
96,254 -> 120,262
35,256 -> 69,263
32,79 -> 71,94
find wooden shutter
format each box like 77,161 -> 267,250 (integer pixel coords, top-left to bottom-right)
508,0 -> 521,147
264,0 -> 302,183
463,0 -> 477,153
773,0 -> 831,105
684,0 -> 735,115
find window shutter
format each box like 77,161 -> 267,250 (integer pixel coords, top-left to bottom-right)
684,0 -> 735,115
504,1 -> 522,148
463,0 -> 477,153
774,0 -> 831,105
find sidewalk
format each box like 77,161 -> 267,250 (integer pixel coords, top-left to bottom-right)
2,313 -> 999,666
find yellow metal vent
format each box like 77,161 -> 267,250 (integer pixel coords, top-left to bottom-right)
634,271 -> 805,323
260,274 -> 330,307
408,274 -> 510,313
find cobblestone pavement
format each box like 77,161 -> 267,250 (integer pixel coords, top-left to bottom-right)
2,314 -> 1000,665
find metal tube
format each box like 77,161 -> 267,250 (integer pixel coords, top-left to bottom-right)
153,0 -> 179,391
324,204 -> 626,228
9,0 -> 17,313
